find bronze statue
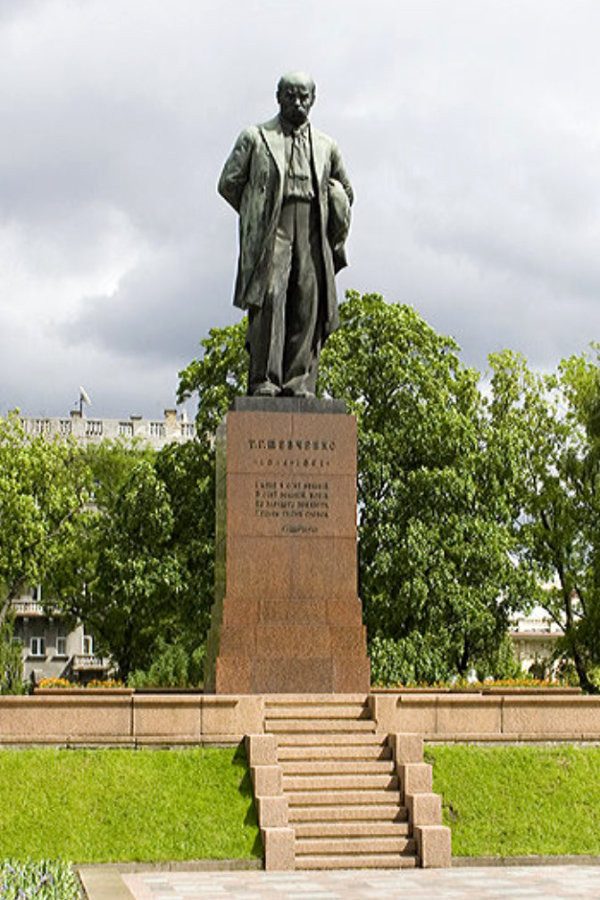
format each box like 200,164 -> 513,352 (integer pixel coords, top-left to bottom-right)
218,72 -> 353,397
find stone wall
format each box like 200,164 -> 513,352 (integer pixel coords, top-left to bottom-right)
0,691 -> 599,746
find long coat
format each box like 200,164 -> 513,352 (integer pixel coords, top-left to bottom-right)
218,115 -> 353,341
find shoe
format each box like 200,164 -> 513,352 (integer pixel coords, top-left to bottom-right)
282,388 -> 315,398
251,382 -> 281,397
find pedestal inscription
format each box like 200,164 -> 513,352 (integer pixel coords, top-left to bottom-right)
204,403 -> 370,694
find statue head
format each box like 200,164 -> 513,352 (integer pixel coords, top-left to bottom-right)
276,71 -> 316,127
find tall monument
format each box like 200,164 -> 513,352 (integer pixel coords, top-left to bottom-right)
204,73 -> 369,693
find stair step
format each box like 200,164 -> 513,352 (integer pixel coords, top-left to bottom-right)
264,694 -> 370,703
290,804 -> 408,823
265,703 -> 371,719
280,760 -> 395,775
266,719 -> 377,733
284,774 -> 399,791
296,853 -> 417,870
288,789 -> 402,806
274,733 -> 388,747
277,744 -> 392,761
295,821 -> 410,838
296,836 -> 416,855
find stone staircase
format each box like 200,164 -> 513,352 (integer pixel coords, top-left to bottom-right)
267,697 -> 416,869
247,695 -> 450,870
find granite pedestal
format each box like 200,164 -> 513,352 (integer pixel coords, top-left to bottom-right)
204,398 -> 370,694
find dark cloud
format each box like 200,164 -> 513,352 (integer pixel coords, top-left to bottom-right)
2,0 -> 600,417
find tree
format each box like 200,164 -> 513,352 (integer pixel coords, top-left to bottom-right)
320,292 -> 527,679
0,413 -> 91,628
53,454 -> 182,678
177,292 -> 527,681
487,348 -> 600,692
48,438 -> 216,681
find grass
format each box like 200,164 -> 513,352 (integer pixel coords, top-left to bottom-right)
0,746 -> 261,863
425,744 -> 600,857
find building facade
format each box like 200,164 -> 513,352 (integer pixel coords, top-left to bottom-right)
509,606 -> 562,675
19,407 -> 196,449
12,587 -> 110,684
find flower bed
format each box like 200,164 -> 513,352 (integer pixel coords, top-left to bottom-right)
0,859 -> 80,899
372,676 -> 581,694
34,677 -> 129,695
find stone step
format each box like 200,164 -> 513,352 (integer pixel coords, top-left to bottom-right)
264,703 -> 371,720
295,853 -> 418,870
266,719 -> 377,733
296,836 -> 416,856
287,789 -> 402,806
277,744 -> 392,761
290,804 -> 408,823
284,773 -> 399,791
280,759 -> 395,775
265,694 -> 370,703
295,821 -> 410,838
274,733 -> 388,747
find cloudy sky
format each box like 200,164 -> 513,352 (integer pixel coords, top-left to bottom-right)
2,0 -> 600,418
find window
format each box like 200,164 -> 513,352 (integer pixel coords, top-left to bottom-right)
85,420 -> 103,437
82,635 -> 93,655
30,637 -> 45,657
56,636 -> 67,656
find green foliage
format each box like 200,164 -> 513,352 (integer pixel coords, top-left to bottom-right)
48,437 -> 217,680
0,618 -> 26,695
426,744 -> 600,856
0,859 -> 80,899
472,632 -> 522,683
0,747 -> 261,863
176,293 -> 531,681
128,638 -> 205,688
321,292 -> 527,677
0,413 -> 91,625
368,635 -> 452,685
488,347 -> 600,692
177,321 -> 247,436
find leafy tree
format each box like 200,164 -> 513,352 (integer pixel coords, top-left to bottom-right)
0,413 -> 91,628
487,347 -> 600,692
48,438 -> 215,681
59,457 -> 182,678
178,322 -> 247,436
177,292 -> 527,681
320,291 -> 528,677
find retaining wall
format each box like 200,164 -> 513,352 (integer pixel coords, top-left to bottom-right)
0,691 -> 599,746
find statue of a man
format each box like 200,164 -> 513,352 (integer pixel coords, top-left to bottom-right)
218,72 -> 353,397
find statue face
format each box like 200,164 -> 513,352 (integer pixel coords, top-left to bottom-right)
277,80 -> 314,127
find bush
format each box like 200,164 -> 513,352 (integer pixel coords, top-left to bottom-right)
128,638 -> 205,688
0,621 -> 27,695
369,634 -> 452,686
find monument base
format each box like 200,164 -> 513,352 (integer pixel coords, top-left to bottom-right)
204,398 -> 370,694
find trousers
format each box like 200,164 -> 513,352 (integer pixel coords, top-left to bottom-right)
247,198 -> 324,396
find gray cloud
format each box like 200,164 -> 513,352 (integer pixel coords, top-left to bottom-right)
2,0 -> 600,417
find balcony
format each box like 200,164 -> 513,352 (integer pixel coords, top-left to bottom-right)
71,654 -> 110,672
12,600 -> 45,617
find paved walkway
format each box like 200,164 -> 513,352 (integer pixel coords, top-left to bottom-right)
79,864 -> 600,900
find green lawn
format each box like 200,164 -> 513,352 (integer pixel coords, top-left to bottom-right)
0,746 -> 261,863
425,744 -> 600,857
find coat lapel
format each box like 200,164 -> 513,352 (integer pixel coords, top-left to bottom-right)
259,116 -> 286,182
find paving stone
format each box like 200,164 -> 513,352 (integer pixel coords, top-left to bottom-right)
112,865 -> 600,900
